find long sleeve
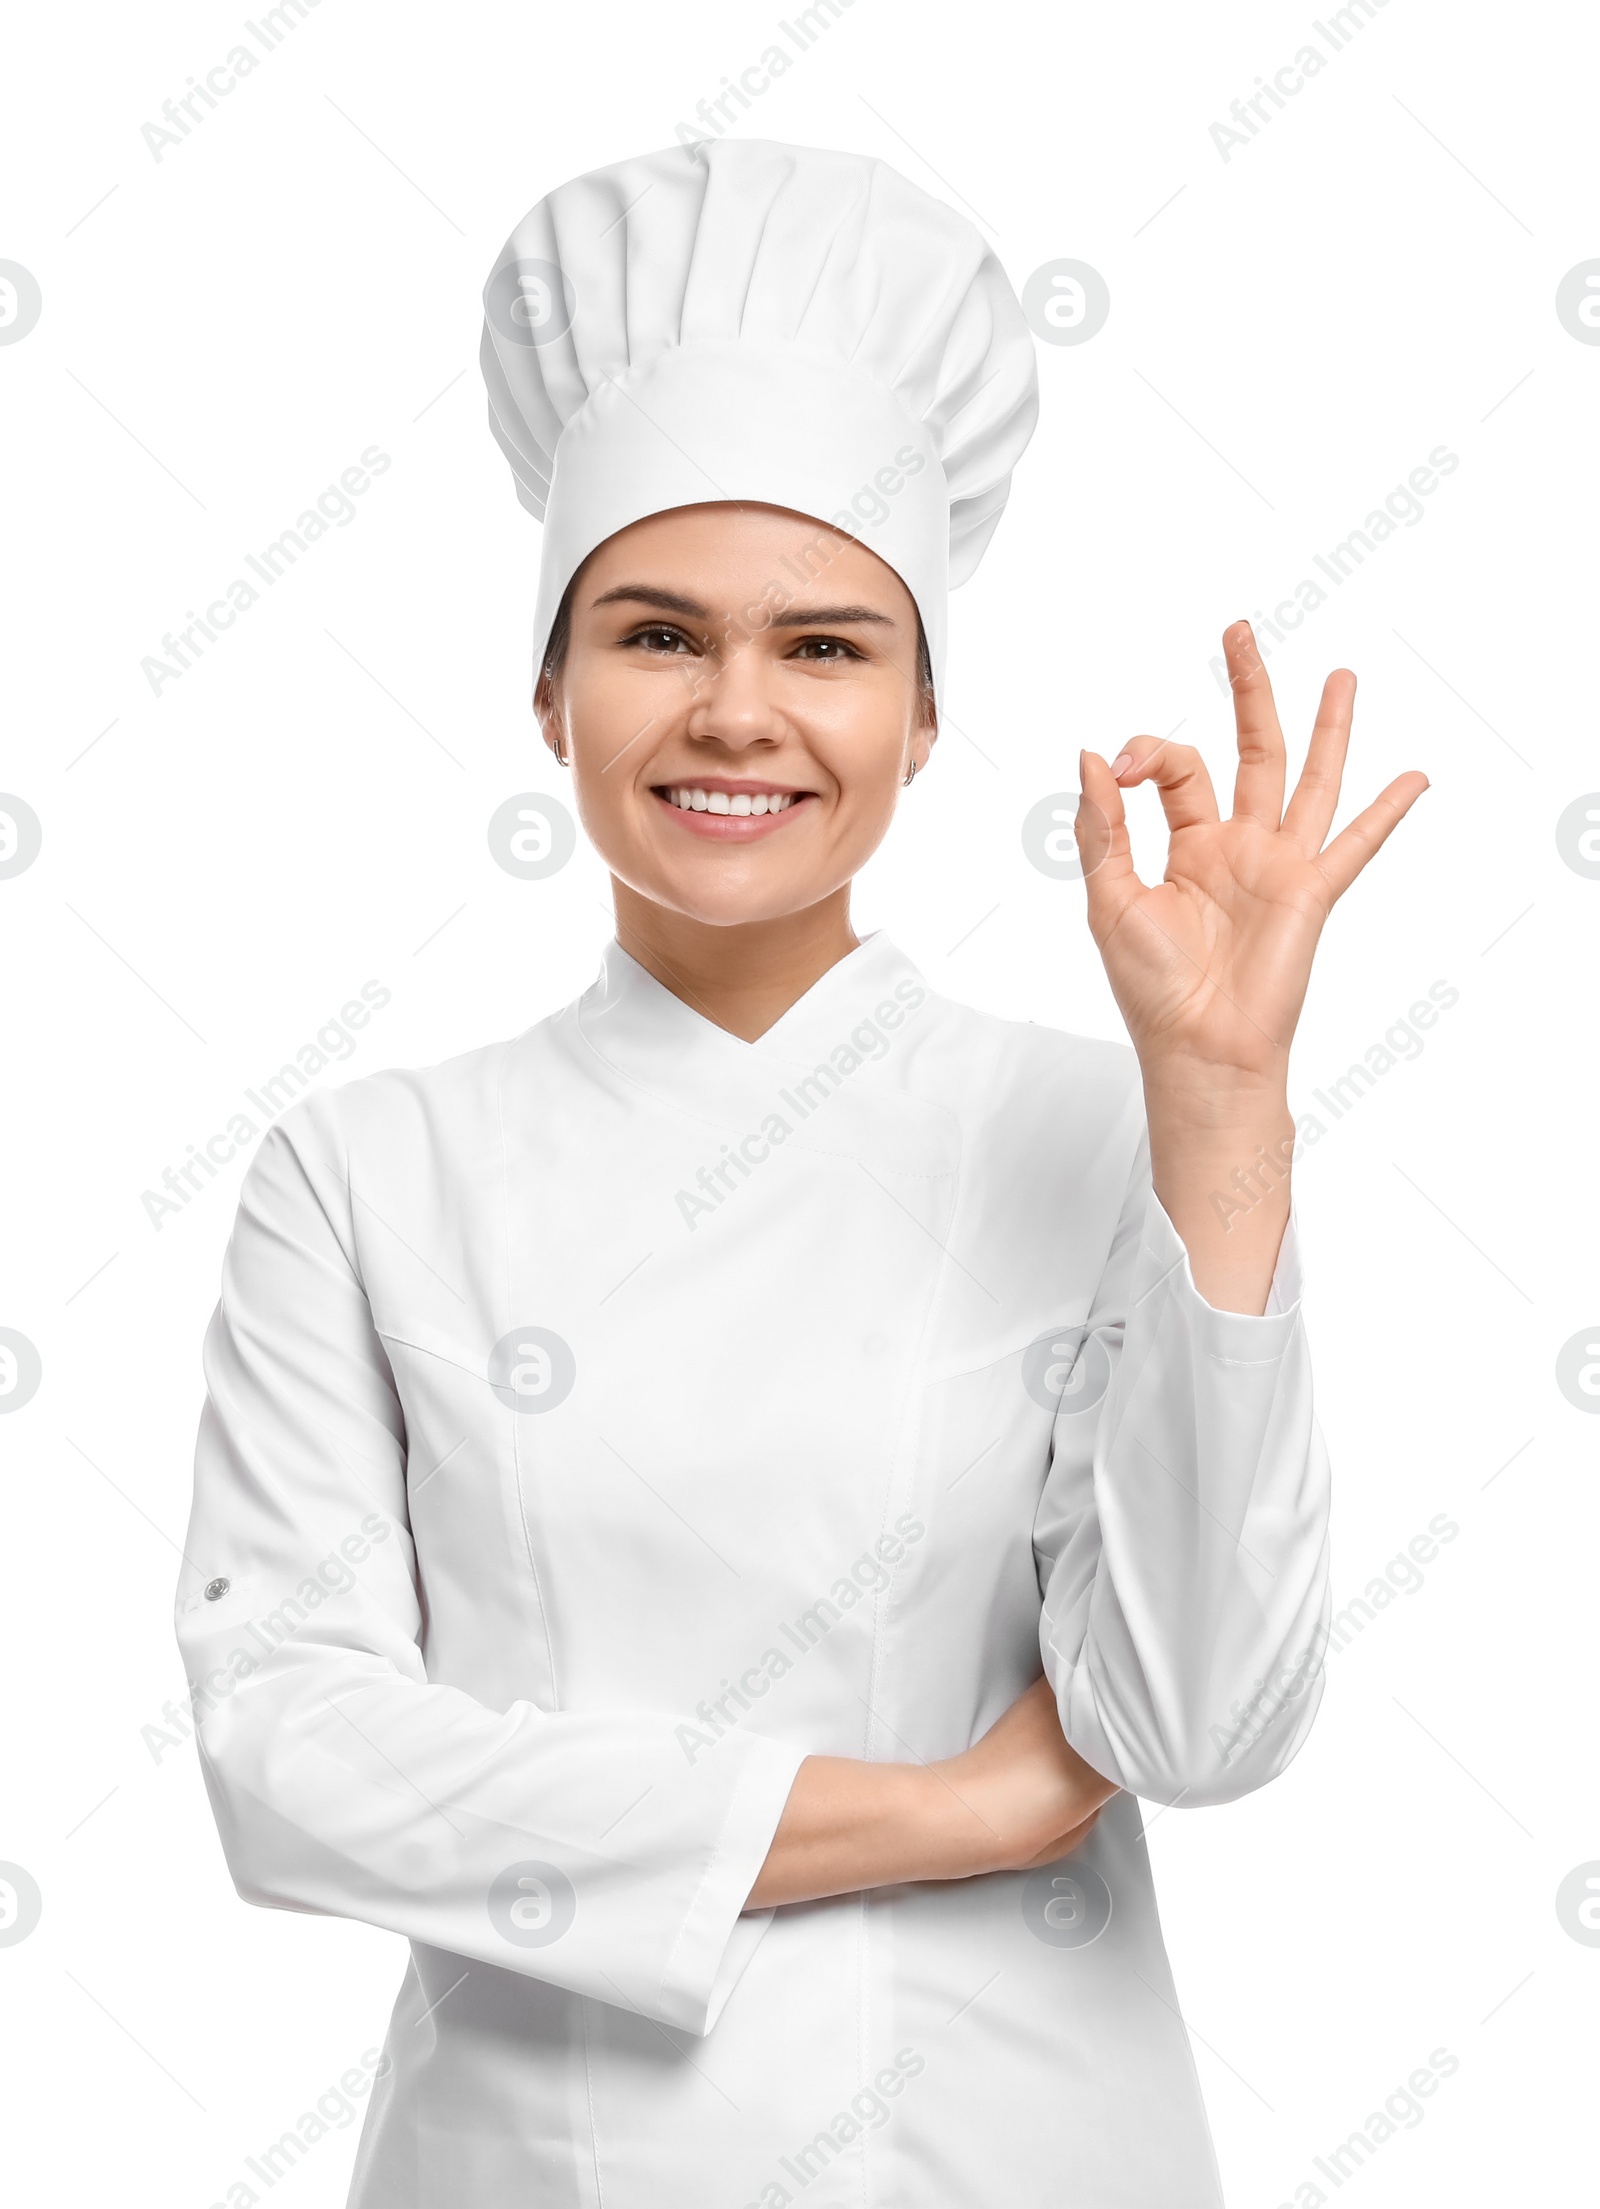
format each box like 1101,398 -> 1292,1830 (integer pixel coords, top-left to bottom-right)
1033,1117 -> 1332,1807
174,1100 -> 807,2036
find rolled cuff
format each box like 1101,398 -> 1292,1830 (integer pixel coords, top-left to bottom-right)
658,1732 -> 810,2036
1141,1186 -> 1305,1345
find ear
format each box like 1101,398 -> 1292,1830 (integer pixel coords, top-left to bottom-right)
532,666 -> 564,760
910,700 -> 939,775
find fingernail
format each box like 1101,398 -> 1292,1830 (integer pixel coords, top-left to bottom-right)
1110,751 -> 1133,778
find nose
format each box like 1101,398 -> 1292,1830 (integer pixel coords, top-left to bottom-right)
681,632 -> 786,753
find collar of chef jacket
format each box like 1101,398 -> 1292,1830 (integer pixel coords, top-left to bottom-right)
370,931 -> 1076,1395
559,930 -> 964,1180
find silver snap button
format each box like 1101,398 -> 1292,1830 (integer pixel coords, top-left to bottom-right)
204,1577 -> 230,1602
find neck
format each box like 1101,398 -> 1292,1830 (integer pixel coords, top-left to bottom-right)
612,883 -> 859,1042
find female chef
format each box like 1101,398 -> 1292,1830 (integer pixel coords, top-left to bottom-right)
177,139 -> 1425,2207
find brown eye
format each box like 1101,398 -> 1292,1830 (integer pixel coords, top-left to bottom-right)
792,635 -> 863,662
629,624 -> 695,655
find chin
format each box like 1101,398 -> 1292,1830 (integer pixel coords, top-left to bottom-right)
659,879 -> 819,928
612,848 -> 833,928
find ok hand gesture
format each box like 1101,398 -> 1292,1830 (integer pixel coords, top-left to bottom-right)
1077,620 -> 1428,1312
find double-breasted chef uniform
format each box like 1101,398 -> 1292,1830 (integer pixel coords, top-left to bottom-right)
177,931 -> 1330,2206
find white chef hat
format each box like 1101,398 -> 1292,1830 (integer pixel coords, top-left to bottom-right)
479,137 -> 1039,709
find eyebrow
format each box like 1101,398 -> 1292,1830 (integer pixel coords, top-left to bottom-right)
590,585 -> 708,618
590,584 -> 896,629
769,604 -> 895,630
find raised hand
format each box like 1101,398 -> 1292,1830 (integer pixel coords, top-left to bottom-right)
1076,620 -> 1428,1089
1074,621 -> 1428,1314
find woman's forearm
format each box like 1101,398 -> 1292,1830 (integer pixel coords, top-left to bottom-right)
1144,1073 -> 1296,1317
743,1756 -> 990,1910
743,1678 -> 1121,1910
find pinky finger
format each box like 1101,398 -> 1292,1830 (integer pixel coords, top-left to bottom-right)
1313,770 -> 1430,903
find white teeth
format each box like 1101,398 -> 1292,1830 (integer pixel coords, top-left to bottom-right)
666,788 -> 796,814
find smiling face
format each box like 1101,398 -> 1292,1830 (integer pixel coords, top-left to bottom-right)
534,502 -> 937,929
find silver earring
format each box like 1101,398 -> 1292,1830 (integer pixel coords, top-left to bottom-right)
903,759 -> 918,786
552,736 -> 568,767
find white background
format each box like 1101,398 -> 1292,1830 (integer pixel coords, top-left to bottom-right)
1,1 -> 1595,2202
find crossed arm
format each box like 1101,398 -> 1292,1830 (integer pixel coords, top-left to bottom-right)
745,1676 -> 1118,1908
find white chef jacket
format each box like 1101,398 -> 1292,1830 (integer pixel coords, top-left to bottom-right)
176,929 -> 1331,2208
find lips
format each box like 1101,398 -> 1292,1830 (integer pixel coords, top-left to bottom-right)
662,786 -> 798,816
651,781 -> 814,841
